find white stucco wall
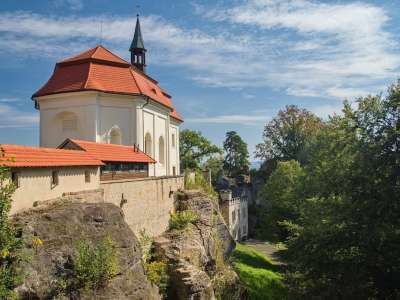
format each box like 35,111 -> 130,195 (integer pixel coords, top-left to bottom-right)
38,92 -> 98,148
36,91 -> 180,177
10,166 -> 100,214
169,123 -> 180,175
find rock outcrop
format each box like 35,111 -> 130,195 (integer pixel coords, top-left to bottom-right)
153,190 -> 245,300
12,202 -> 160,300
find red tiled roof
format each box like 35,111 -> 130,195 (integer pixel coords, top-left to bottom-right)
170,109 -> 183,122
63,139 -> 156,164
0,144 -> 104,168
60,46 -> 129,65
33,45 -> 183,123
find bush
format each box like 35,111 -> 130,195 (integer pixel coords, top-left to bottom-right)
0,148 -> 22,299
59,237 -> 119,294
169,210 -> 198,231
138,229 -> 153,264
146,261 -> 169,296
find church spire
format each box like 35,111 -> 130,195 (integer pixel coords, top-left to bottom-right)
130,14 -> 147,73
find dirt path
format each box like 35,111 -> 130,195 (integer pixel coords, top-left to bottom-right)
243,239 -> 285,266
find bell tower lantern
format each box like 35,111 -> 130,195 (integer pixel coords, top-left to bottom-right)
129,14 -> 147,73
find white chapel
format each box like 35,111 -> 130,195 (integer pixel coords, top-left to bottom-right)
31,16 -> 183,177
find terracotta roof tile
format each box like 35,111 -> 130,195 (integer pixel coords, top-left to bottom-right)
64,139 -> 156,164
0,144 -> 104,168
33,45 -> 183,122
60,46 -> 129,65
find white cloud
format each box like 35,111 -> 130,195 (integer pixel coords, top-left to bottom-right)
186,114 -> 268,125
0,98 -> 21,103
201,0 -> 400,97
0,103 -> 39,128
0,1 -> 399,100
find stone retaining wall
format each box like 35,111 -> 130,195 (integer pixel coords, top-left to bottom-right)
101,176 -> 184,237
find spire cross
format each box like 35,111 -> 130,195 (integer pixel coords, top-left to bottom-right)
136,4 -> 140,17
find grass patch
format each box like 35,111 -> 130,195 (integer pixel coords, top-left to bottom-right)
231,243 -> 287,300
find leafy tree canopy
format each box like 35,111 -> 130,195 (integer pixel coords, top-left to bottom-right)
180,129 -> 222,170
255,160 -> 303,242
255,105 -> 322,163
223,131 -> 250,177
255,82 -> 400,299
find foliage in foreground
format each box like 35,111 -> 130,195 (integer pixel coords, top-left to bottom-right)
255,81 -> 400,299
58,237 -> 119,295
231,243 -> 287,300
0,148 -> 22,300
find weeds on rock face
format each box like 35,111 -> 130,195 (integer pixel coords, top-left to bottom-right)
138,229 -> 153,264
138,229 -> 170,298
146,260 -> 169,296
169,210 -> 199,231
57,236 -> 119,296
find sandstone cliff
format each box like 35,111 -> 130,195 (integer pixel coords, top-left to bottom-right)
153,190 -> 247,300
12,202 -> 160,300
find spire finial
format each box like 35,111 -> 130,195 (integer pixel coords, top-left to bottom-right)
136,4 -> 140,18
129,4 -> 147,72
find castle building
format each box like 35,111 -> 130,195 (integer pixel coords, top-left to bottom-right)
1,15 -> 185,237
219,189 -> 248,241
32,15 -> 183,177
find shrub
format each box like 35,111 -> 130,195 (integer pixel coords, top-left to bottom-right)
0,148 -> 22,299
138,229 -> 153,264
146,261 -> 169,296
59,236 -> 119,294
169,210 -> 198,231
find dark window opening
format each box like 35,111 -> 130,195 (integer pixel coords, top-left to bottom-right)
101,162 -> 149,174
52,171 -> 59,186
11,172 -> 19,188
85,170 -> 91,183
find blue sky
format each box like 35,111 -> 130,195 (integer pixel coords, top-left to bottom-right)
1,0 -> 400,159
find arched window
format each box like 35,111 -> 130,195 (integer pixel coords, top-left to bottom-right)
145,133 -> 152,156
109,127 -> 122,145
159,136 -> 165,165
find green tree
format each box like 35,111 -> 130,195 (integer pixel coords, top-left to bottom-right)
203,155 -> 224,186
180,129 -> 222,170
223,131 -> 250,177
256,160 -> 303,242
282,83 -> 400,298
0,147 -> 21,299
255,105 -> 322,163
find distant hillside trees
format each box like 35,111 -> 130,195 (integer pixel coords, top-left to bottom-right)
255,82 -> 400,298
223,131 -> 250,177
180,129 -> 222,171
